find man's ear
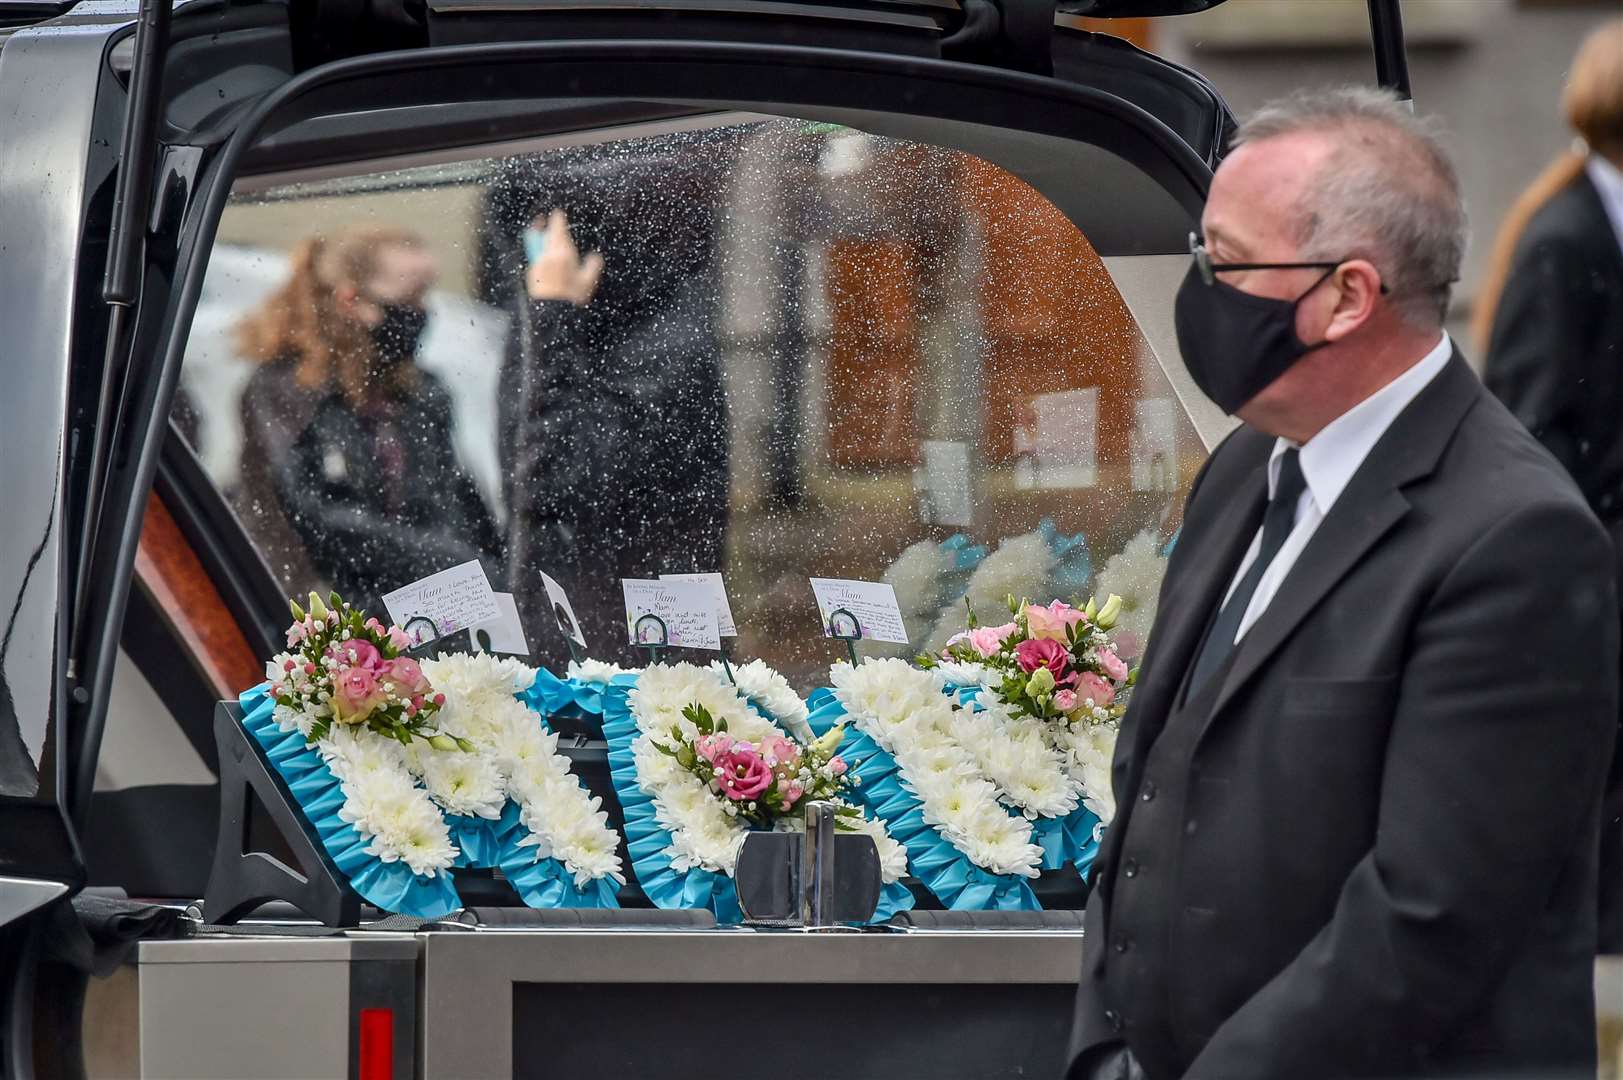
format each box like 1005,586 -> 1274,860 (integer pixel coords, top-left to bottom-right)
1322,259 -> 1383,342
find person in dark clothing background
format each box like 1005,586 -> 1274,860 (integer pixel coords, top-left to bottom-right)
235,226 -> 504,612
1480,18 -> 1623,954
488,137 -> 733,667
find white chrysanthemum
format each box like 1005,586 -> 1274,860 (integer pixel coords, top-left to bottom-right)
830,659 -> 1042,879
1094,529 -> 1167,653
715,658 -> 813,741
321,726 -> 459,878
934,659 -> 991,689
1051,719 -> 1120,826
838,805 -> 910,884
567,659 -> 631,684
414,744 -> 507,820
884,539 -> 953,621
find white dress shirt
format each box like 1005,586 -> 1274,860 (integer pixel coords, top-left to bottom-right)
1220,332 -> 1454,643
1586,154 -> 1623,257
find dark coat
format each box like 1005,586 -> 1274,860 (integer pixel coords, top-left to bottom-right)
1069,354 -> 1618,1079
1484,168 -> 1623,952
273,369 -> 503,611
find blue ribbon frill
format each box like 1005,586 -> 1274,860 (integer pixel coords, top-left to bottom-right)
238,684 -> 459,920
523,667 -> 610,732
807,688 -> 1040,911
238,683 -> 619,917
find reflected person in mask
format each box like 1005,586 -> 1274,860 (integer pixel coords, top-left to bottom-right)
236,227 -> 503,611
495,147 -> 730,667
1069,88 -> 1616,1080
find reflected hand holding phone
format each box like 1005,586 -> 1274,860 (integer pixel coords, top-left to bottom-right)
524,208 -> 604,306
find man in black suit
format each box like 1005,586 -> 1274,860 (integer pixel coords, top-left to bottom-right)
1069,87 -> 1618,1080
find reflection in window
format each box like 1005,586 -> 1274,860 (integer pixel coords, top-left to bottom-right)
182,115 -> 1204,691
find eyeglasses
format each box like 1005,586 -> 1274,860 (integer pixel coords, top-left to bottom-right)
1188,232 -> 1346,287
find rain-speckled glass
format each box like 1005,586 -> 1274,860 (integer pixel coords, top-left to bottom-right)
179,115 -> 1206,691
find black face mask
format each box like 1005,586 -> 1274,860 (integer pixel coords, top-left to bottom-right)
367,302 -> 429,364
1173,263 -> 1337,414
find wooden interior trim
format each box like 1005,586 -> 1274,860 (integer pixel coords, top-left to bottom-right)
133,491 -> 264,699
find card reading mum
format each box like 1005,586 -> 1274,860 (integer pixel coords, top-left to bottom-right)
621,578 -> 721,650
659,572 -> 737,637
382,559 -> 499,643
808,578 -> 909,645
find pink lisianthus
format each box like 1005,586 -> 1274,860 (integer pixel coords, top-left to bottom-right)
948,622 -> 1018,658
332,666 -> 387,723
694,733 -> 734,764
1097,649 -> 1129,683
333,638 -> 383,672
1025,600 -> 1088,643
714,746 -> 774,801
387,626 -> 412,652
780,781 -> 805,809
762,736 -> 799,769
285,622 -> 308,648
829,756 -> 848,777
1015,637 -> 1077,687
1053,688 -> 1079,713
380,656 -> 431,696
1076,672 -> 1116,708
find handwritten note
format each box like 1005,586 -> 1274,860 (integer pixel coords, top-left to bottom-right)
808,578 -> 909,645
382,560 -> 499,642
540,571 -> 587,648
622,578 -> 721,651
470,592 -> 530,656
661,572 -> 738,637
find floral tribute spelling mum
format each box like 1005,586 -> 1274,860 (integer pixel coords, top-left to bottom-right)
245,592 -> 622,918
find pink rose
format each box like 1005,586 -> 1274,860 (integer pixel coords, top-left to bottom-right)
333,639 -> 383,671
780,781 -> 805,809
332,666 -> 386,722
387,626 -> 412,652
1076,672 -> 1115,708
714,747 -> 774,802
968,623 -> 1018,657
1015,637 -> 1077,687
1025,601 -> 1088,643
1097,649 -> 1129,683
1053,689 -> 1079,712
829,756 -> 848,777
380,656 -> 431,696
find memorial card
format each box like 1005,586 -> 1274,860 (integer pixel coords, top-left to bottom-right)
918,439 -> 973,527
382,559 -> 499,644
470,592 -> 530,656
808,578 -> 910,645
660,572 -> 738,637
621,578 -> 722,650
540,571 -> 588,648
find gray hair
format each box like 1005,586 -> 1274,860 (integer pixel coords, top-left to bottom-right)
1233,86 -> 1467,328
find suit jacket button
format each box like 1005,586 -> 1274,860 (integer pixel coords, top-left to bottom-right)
1113,937 -> 1132,954
1185,818 -> 1198,835
1140,781 -> 1157,802
1105,1009 -> 1124,1033
1122,858 -> 1139,878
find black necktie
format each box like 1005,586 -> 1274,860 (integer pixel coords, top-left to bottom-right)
1187,448 -> 1307,695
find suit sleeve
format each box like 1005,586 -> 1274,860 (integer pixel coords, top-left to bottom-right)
1482,236 -> 1592,474
1184,498 -> 1618,1079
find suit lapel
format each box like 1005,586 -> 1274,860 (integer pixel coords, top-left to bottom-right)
1201,353 -> 1483,731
